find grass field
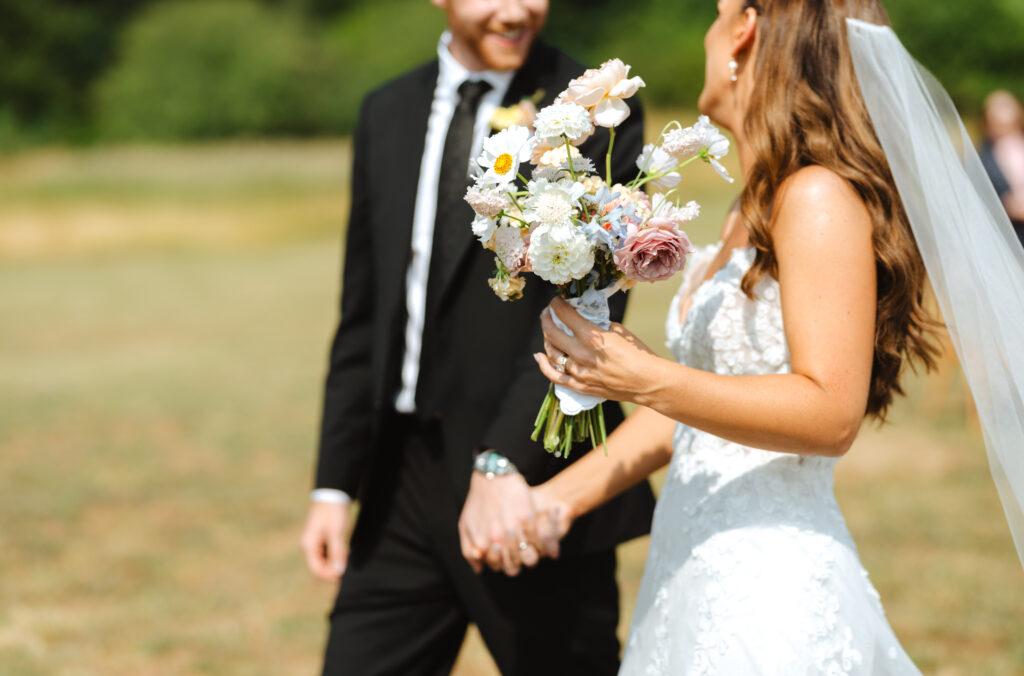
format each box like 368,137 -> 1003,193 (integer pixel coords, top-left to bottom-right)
0,135 -> 1021,675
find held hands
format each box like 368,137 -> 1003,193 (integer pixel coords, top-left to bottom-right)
458,472 -> 574,575
300,501 -> 353,582
534,297 -> 659,403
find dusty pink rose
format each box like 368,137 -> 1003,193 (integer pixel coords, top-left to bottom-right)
613,224 -> 695,282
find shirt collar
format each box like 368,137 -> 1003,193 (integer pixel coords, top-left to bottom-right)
437,31 -> 515,97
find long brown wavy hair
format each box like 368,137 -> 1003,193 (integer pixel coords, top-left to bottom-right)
738,0 -> 941,419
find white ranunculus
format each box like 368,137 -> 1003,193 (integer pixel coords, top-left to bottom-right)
635,143 -> 681,192
528,223 -> 595,285
475,125 -> 534,187
522,178 -> 586,228
533,103 -> 595,146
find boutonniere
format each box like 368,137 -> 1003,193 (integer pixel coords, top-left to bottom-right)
489,89 -> 544,131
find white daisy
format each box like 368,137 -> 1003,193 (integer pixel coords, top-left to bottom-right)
475,125 -> 534,187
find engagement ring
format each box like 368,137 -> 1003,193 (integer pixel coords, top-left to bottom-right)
518,541 -> 528,552
556,354 -> 569,373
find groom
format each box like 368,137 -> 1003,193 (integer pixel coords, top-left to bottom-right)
300,0 -> 655,673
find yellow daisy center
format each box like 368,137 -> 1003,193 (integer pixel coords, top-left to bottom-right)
493,153 -> 514,175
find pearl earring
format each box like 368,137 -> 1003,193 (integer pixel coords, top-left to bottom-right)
728,60 -> 739,82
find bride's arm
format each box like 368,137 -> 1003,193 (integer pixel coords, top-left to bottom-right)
536,405 -> 675,522
537,166 -> 877,462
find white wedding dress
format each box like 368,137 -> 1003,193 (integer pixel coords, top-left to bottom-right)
619,243 -> 921,676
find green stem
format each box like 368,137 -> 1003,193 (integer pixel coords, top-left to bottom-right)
544,401 -> 565,454
531,384 -> 556,442
628,120 -> 682,189
562,134 -> 577,182
605,127 -> 616,186
503,213 -> 531,227
631,154 -> 703,190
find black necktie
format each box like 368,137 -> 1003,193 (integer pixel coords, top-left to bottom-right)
416,79 -> 492,415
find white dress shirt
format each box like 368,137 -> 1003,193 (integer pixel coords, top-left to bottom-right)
313,33 -> 514,505
394,32 -> 515,413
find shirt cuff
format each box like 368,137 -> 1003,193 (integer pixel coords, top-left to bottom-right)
310,488 -> 353,505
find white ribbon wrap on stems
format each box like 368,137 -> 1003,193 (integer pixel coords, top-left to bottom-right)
548,282 -> 624,415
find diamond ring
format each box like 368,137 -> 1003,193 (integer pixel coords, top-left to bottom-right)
518,541 -> 529,552
556,354 -> 569,373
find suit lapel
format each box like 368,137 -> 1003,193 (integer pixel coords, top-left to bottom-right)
378,61 -> 438,309
430,44 -> 561,309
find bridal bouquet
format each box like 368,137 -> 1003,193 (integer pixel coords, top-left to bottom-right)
465,59 -> 733,458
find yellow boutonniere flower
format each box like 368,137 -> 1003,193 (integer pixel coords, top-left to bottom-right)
489,89 -> 544,131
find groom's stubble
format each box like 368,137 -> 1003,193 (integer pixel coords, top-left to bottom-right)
431,0 -> 549,72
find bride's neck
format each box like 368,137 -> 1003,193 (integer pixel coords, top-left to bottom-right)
733,128 -> 756,182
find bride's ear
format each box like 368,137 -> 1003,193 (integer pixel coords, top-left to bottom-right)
732,7 -> 758,61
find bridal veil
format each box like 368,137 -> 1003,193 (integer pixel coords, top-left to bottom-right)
847,18 -> 1024,568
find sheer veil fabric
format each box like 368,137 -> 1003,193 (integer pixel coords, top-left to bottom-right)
847,18 -> 1024,568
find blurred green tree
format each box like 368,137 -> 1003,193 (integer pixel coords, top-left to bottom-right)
95,0 -> 348,139
0,0 -> 150,144
318,0 -> 447,132
1,0 -> 1022,143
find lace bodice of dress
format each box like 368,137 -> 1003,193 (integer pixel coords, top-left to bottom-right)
666,243 -> 788,377
620,243 -> 917,676
659,242 -> 843,529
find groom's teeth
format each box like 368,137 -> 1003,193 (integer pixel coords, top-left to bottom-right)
498,31 -> 523,40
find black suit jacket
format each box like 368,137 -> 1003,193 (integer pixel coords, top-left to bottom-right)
316,42 -> 656,555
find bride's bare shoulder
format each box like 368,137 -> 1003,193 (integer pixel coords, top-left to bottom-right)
771,165 -> 873,246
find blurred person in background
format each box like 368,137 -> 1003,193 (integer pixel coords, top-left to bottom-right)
298,0 -> 654,674
980,90 -> 1024,247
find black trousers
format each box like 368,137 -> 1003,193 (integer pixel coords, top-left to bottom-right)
322,414 -> 621,676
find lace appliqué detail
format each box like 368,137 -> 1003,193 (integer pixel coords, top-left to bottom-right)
619,244 -> 920,676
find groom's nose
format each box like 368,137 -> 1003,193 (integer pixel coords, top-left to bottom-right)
492,0 -> 541,27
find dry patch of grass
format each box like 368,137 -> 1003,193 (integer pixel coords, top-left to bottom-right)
0,139 -> 1020,675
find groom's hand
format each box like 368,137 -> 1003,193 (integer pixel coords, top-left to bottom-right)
459,472 -> 539,576
300,501 -> 352,582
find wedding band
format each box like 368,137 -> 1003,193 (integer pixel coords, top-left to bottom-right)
555,354 -> 568,373
518,541 -> 528,552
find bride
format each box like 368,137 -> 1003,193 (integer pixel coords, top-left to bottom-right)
468,0 -> 1024,673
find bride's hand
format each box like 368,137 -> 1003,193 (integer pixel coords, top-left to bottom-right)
529,483 -> 574,560
534,297 -> 660,403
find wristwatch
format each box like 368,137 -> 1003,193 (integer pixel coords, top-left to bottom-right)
473,450 -> 519,479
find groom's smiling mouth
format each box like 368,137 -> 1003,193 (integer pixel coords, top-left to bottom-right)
488,28 -> 530,46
